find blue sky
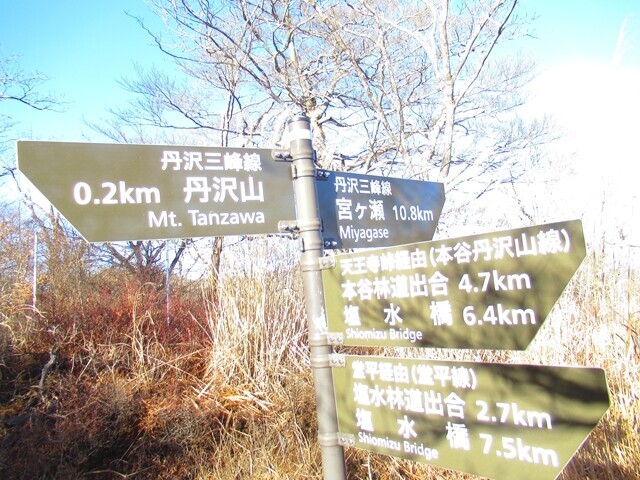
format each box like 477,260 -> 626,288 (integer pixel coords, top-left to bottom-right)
523,0 -> 638,65
1,0 -> 638,141
1,0 -> 164,140
2,0 -> 639,244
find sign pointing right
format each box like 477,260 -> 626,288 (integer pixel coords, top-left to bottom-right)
322,220 -> 586,350
332,354 -> 610,480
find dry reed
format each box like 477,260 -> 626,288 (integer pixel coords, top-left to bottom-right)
0,224 -> 637,479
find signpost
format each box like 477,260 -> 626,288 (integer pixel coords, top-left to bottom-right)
316,170 -> 445,248
331,354 -> 610,480
287,118 -> 347,479
16,141 -> 295,242
16,120 -> 609,480
322,220 -> 586,350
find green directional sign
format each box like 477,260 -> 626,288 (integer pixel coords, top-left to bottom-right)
322,220 -> 586,350
316,170 -> 445,249
16,141 -> 295,242
331,354 -> 610,480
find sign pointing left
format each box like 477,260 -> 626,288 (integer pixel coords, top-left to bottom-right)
16,141 -> 295,242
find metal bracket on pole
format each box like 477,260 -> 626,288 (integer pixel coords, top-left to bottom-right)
296,219 -> 324,253
297,218 -> 322,233
337,433 -> 356,448
319,256 -> 336,270
329,352 -> 346,366
316,430 -> 355,452
308,331 -> 329,348
323,239 -> 338,249
327,333 -> 345,347
300,255 -> 335,272
318,432 -> 342,448
291,161 -> 316,180
316,169 -> 331,180
310,352 -> 332,369
278,220 -> 299,235
309,352 -> 346,371
272,150 -> 292,162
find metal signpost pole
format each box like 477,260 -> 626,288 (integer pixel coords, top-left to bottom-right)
287,116 -> 347,480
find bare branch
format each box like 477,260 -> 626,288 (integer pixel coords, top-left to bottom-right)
0,53 -> 64,112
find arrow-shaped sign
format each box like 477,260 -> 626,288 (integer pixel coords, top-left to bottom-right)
332,354 -> 610,480
16,141 -> 295,242
315,169 -> 445,249
322,220 -> 586,350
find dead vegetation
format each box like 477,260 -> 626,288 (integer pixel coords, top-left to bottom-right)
0,216 -> 638,479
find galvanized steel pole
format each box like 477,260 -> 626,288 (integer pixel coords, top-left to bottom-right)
287,116 -> 347,479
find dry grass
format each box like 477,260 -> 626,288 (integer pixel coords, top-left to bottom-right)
552,248 -> 639,480
0,221 -> 637,479
0,231 -> 323,479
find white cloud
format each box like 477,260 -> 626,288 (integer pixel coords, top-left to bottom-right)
525,60 -> 640,245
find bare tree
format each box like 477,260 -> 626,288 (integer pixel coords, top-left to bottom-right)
102,0 -> 554,230
104,1 -> 345,152
0,54 -> 60,113
307,1 -> 554,191
1,51 -> 63,180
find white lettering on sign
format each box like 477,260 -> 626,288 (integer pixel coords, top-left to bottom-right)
478,434 -> 559,467
335,198 -> 391,225
345,358 -> 562,470
430,300 -> 454,326
404,440 -> 439,461
345,326 -> 434,345
187,209 -> 265,226
475,401 -> 553,429
73,181 -> 161,205
160,150 -> 263,172
334,176 -> 392,196
339,225 -> 390,244
346,328 -> 388,341
148,210 -> 181,228
463,304 -> 537,327
336,227 -> 572,277
183,176 -> 264,203
330,173 -> 436,243
331,224 -> 578,340
389,328 -> 423,343
340,271 -> 449,302
146,209 -> 267,228
392,204 -> 434,222
350,360 -> 478,389
358,431 -> 402,451
458,271 -> 532,293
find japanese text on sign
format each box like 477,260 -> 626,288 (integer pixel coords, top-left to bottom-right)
316,170 -> 445,248
322,220 -> 586,350
160,150 -> 263,172
332,355 -> 609,480
16,141 -> 296,242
